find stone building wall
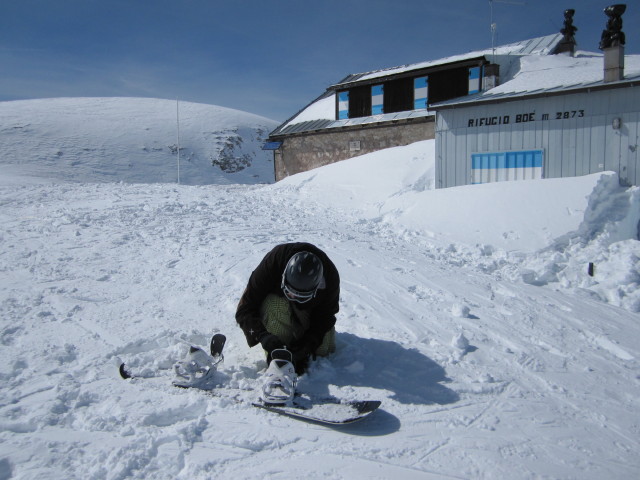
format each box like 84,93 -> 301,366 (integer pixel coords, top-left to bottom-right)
274,117 -> 435,181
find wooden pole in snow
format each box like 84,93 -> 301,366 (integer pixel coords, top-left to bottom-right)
176,98 -> 181,184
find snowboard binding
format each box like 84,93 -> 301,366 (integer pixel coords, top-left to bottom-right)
260,348 -> 298,406
173,334 -> 226,388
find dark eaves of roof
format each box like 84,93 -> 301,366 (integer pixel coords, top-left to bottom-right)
431,71 -> 640,110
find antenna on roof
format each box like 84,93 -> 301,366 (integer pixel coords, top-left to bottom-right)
489,0 -> 526,62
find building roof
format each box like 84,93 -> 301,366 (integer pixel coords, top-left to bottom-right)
270,105 -> 434,137
431,51 -> 640,110
270,34 -> 564,138
330,34 -> 563,89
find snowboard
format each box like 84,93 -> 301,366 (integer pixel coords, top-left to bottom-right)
118,333 -> 381,425
253,398 -> 381,425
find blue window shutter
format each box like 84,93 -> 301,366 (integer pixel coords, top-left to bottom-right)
468,67 -> 481,94
371,84 -> 384,115
338,91 -> 349,119
414,76 -> 428,109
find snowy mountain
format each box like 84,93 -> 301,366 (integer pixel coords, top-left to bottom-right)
0,97 -> 279,185
1,102 -> 639,479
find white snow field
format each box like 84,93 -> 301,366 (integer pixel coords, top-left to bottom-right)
1,98 -> 639,479
0,97 -> 278,185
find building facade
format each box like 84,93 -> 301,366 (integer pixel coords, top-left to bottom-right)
271,116 -> 434,180
266,7 -> 639,188
433,9 -> 640,189
433,78 -> 640,188
266,35 -> 564,181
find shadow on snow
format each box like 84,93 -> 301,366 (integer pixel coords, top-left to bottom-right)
302,332 -> 459,406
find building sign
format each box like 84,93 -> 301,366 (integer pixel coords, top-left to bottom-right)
467,109 -> 586,128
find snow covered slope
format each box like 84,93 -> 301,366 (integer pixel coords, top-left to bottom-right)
0,97 -> 278,184
1,128 -> 639,479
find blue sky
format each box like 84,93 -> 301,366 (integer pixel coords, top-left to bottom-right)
1,0 -> 638,122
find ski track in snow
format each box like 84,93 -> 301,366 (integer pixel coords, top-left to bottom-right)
1,176 -> 639,480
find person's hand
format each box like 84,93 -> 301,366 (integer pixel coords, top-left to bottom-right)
290,341 -> 314,374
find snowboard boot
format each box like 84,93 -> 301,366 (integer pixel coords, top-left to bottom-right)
260,349 -> 298,406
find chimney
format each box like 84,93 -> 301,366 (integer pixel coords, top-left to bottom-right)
483,64 -> 500,91
599,4 -> 626,82
554,9 -> 577,56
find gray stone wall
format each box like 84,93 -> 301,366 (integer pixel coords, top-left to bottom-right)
274,117 -> 435,181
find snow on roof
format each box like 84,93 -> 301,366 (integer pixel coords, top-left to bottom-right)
285,92 -> 335,125
331,34 -> 563,88
432,51 -> 640,109
270,92 -> 336,136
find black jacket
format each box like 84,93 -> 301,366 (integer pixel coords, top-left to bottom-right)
235,243 -> 340,352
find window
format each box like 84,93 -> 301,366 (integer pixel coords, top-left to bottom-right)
471,150 -> 544,184
336,64 -> 483,119
427,67 -> 469,104
348,85 -> 372,119
383,77 -> 414,114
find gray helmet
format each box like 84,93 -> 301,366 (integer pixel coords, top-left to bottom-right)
281,251 -> 323,303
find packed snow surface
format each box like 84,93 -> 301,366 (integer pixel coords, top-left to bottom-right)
1,100 -> 639,479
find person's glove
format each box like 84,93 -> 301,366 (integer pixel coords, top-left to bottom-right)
258,333 -> 285,362
290,341 -> 315,374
